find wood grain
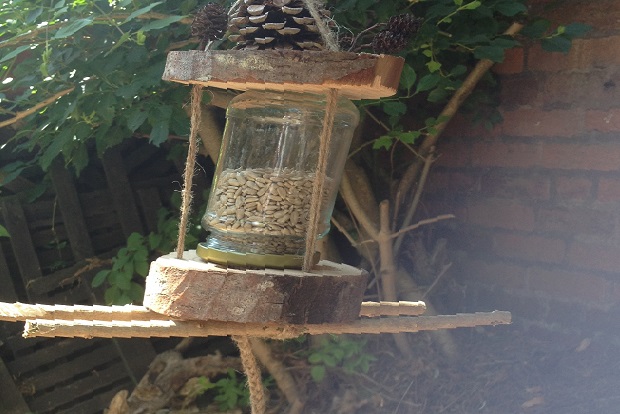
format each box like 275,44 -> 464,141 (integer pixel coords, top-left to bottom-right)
162,50 -> 404,100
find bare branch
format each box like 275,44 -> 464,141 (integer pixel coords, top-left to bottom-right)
0,87 -> 74,129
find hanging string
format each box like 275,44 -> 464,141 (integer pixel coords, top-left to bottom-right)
176,84 -> 203,259
303,88 -> 339,271
303,0 -> 339,51
233,336 -> 267,414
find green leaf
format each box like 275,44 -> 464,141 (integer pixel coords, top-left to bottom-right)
382,101 -> 407,117
0,45 -> 32,64
140,16 -> 184,32
416,73 -> 441,93
126,109 -> 149,132
310,365 -> 326,382
494,1 -> 527,17
129,282 -> 145,302
134,259 -> 149,277
399,64 -> 416,90
122,2 -> 163,24
461,0 -> 481,10
92,270 -> 110,288
541,36 -> 572,53
127,232 -> 144,251
54,17 -> 94,39
474,45 -> 505,62
136,31 -> 147,45
426,60 -> 442,73
149,233 -> 163,250
0,225 -> 10,238
104,286 -> 121,305
398,131 -> 421,144
450,64 -> 468,77
563,22 -> 591,38
521,19 -> 551,38
373,135 -> 393,150
308,353 -> 323,364
105,31 -> 132,56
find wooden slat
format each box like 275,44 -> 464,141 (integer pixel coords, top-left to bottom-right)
0,247 -> 19,302
56,383 -> 130,414
136,188 -> 163,233
101,145 -> 145,238
29,363 -> 127,413
49,158 -> 95,260
0,357 -> 30,414
114,338 -> 157,381
0,196 -> 42,291
29,343 -> 118,391
7,338 -> 102,375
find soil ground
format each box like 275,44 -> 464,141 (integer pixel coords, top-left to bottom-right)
296,322 -> 620,414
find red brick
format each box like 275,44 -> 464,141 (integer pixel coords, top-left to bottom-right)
597,177 -> 620,202
540,142 -> 620,171
493,233 -> 566,264
542,72 -> 620,110
434,138 -> 473,168
536,207 -> 615,237
586,109 -> 620,132
467,198 -> 535,231
443,114 -> 497,139
499,108 -> 584,137
499,73 -> 542,108
463,259 -> 527,291
481,171 -> 551,201
425,170 -> 476,194
541,0 -> 620,37
493,47 -> 525,75
528,267 -> 612,305
472,139 -> 541,169
568,241 -> 620,273
528,37 -> 620,73
554,176 -> 592,201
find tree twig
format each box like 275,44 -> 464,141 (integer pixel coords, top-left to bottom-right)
0,87 -> 74,128
391,214 -> 455,241
394,22 -> 525,230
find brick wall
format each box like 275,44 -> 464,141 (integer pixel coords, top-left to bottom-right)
426,0 -> 620,333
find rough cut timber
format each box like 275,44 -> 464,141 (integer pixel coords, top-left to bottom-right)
144,251 -> 368,324
162,50 -> 404,100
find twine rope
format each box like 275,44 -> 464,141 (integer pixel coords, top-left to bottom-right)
233,336 -> 267,414
176,85 -> 203,259
302,0 -> 339,51
303,88 -> 339,271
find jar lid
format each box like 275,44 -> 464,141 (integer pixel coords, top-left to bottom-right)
196,242 -> 303,269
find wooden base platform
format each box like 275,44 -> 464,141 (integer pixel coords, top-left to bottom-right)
143,251 -> 368,324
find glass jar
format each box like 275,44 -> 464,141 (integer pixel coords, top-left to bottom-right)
198,90 -> 360,268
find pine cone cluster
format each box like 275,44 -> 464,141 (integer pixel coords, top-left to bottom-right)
372,13 -> 422,54
228,0 -> 331,50
192,3 -> 228,46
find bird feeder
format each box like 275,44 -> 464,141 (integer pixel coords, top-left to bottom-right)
143,1 -> 407,325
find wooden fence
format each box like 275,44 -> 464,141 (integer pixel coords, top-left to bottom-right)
0,139 -> 204,413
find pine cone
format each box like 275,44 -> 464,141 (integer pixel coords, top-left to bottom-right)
192,3 -> 228,45
228,0 -> 330,50
386,13 -> 423,37
371,30 -> 409,54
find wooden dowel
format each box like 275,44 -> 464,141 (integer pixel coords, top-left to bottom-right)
0,301 -> 426,322
23,311 -> 511,339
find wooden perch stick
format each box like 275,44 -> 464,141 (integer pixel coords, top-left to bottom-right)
23,311 -> 511,339
0,301 -> 426,322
